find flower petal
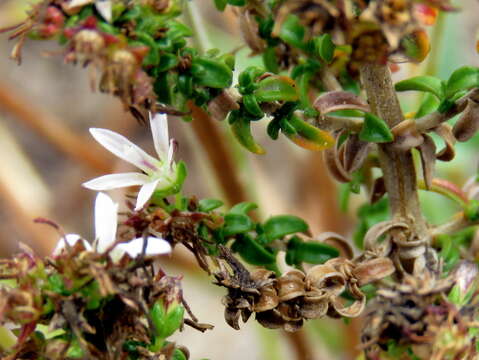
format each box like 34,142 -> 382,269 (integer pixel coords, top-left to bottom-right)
95,0 -> 112,22
167,139 -> 176,168
111,236 -> 171,261
89,128 -> 159,173
67,0 -> 94,8
149,113 -> 169,160
94,193 -> 118,253
83,172 -> 150,190
52,234 -> 92,256
135,179 -> 160,211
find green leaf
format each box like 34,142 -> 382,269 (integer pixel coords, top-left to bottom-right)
232,234 -> 276,266
254,76 -> 298,102
223,213 -> 254,237
229,111 -> 266,154
227,0 -> 246,5
286,236 -> 339,265
415,92 -> 440,118
229,202 -> 258,216
359,113 -> 394,143
161,305 -> 184,339
262,47 -> 279,73
263,215 -> 309,242
278,15 -> 306,49
157,53 -> 179,72
287,115 -> 334,150
446,66 -> 479,98
198,199 -> 224,212
238,66 -> 264,90
242,94 -> 264,118
464,200 -> 479,221
267,119 -> 281,140
314,34 -> 335,63
173,349 -> 188,360
191,57 -> 233,88
395,76 -> 444,99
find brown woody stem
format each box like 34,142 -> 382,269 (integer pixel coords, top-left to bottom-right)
359,63 -> 427,237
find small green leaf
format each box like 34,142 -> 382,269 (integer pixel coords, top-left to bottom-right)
286,236 -> 339,265
242,94 -> 264,118
223,213 -> 254,237
267,119 -> 281,140
262,47 -> 279,73
464,200 -> 479,221
263,215 -> 309,242
395,76 -> 444,99
287,115 -> 335,150
161,305 -> 184,339
255,76 -> 298,102
446,66 -> 479,98
359,113 -> 394,143
229,111 -> 266,154
227,0 -> 246,5
229,202 -> 258,215
191,57 -> 233,88
157,53 -> 179,72
232,234 -> 276,266
238,66 -> 264,91
278,15 -> 306,49
173,349 -> 188,360
447,284 -> 462,305
415,93 -> 440,118
198,199 -> 224,212
314,34 -> 335,63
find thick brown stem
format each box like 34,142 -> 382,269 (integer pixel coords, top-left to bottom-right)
359,63 -> 427,237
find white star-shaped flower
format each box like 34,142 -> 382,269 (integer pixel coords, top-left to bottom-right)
53,193 -> 171,261
67,0 -> 112,23
83,113 -> 186,211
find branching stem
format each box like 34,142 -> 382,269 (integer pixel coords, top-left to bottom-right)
359,63 -> 428,238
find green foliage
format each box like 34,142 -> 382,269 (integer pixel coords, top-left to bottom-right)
395,75 -> 445,99
359,113 -> 394,143
285,236 -> 339,266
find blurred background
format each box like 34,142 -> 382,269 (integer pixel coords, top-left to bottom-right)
0,0 -> 478,359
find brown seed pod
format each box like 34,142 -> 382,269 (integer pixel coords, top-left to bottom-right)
305,264 -> 346,296
418,134 -> 436,190
390,119 -> 424,151
363,220 -> 409,256
453,99 -> 479,142
352,257 -> 395,287
343,134 -> 372,174
315,232 -> 354,259
255,309 -> 284,329
330,293 -> 366,318
254,284 -> 279,313
313,91 -> 370,115
435,123 -> 456,161
299,295 -> 329,319
277,270 -> 305,302
324,131 -> 352,183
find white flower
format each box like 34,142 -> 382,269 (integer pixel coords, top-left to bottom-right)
53,193 -> 171,261
67,0 -> 112,23
83,113 -> 186,211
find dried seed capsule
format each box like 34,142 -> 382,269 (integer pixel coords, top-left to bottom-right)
352,257 -> 395,287
254,284 -> 279,312
299,294 -> 329,319
277,270 -> 306,302
453,99 -> 479,142
305,264 -> 346,296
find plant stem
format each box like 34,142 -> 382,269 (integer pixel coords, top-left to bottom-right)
359,63 -> 427,237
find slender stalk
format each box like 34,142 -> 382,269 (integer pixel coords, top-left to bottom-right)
359,63 -> 428,237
